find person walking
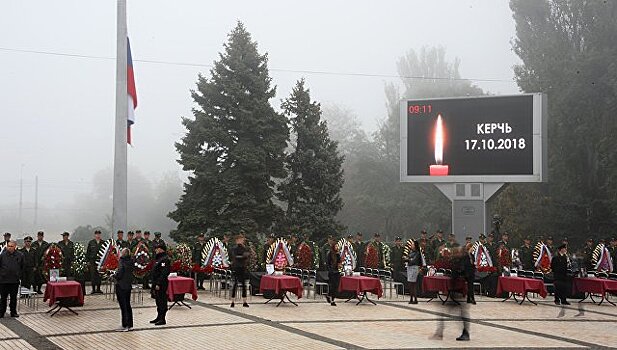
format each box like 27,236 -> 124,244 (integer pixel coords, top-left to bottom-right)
0,241 -> 24,318
230,233 -> 250,308
551,244 -> 570,305
463,243 -> 476,304
150,243 -> 170,325
114,248 -> 134,331
326,237 -> 341,306
406,239 -> 421,304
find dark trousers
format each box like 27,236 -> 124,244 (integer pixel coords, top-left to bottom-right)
115,287 -> 133,328
34,268 -> 45,291
231,270 -> 247,298
0,283 -> 19,315
554,279 -> 568,303
466,279 -> 475,302
195,272 -> 205,288
328,272 -> 340,299
90,264 -> 101,291
154,285 -> 168,321
22,267 -> 35,290
435,293 -> 470,335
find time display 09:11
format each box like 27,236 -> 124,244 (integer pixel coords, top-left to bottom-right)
407,104 -> 432,114
464,138 -> 527,151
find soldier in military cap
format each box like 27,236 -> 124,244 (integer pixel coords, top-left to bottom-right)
116,230 -> 128,249
153,232 -> 166,249
135,230 -> 143,243
346,234 -> 354,244
582,238 -> 594,271
446,233 -> 460,249
0,232 -> 10,249
499,232 -> 510,250
429,230 -> 445,264
57,232 -> 75,277
193,233 -> 206,290
372,233 -> 386,268
486,232 -> 497,259
86,230 -> 104,294
32,231 -> 49,294
478,233 -> 487,244
143,231 -> 153,252
125,231 -> 135,251
519,236 -> 534,270
546,236 -> 555,255
20,236 -> 37,291
353,232 -> 365,270
262,233 -> 275,268
390,236 -> 405,277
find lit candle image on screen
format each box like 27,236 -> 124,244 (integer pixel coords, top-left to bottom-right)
429,114 -> 449,176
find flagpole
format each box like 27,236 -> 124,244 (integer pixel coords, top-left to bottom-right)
112,0 -> 128,238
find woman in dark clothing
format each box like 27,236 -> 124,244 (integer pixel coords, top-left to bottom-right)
230,234 -> 250,308
326,238 -> 341,306
406,239 -> 421,304
114,248 -> 134,331
462,243 -> 476,304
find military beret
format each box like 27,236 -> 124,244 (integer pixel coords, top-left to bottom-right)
3,232 -> 11,237
347,234 -> 354,239
395,236 -> 402,241
502,232 -> 509,236
24,236 -> 33,242
61,232 -> 69,236
557,244 -> 567,250
465,236 -> 472,240
356,232 -> 363,237
197,233 -> 204,238
487,232 -> 494,238
117,230 -> 124,234
94,230 -> 101,234
37,231 -> 44,236
524,236 -> 532,240
374,233 -> 381,237
144,231 -> 151,235
479,233 -> 486,239
154,232 -> 162,237
562,237 -> 568,241
547,236 -> 553,240
135,230 -> 142,233
437,230 -> 444,234
127,231 -> 134,236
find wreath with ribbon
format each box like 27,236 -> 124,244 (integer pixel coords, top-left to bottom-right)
336,238 -> 357,271
133,241 -> 153,277
533,242 -> 552,273
364,243 -> 379,269
592,243 -> 614,272
43,244 -> 64,280
201,237 -> 230,273
472,242 -> 496,273
171,243 -> 193,274
97,239 -> 119,278
266,238 -> 294,270
295,242 -> 315,270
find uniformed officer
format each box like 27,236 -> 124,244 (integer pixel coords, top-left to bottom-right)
150,242 -> 170,326
0,232 -> 10,249
545,236 -> 555,255
143,231 -> 153,252
446,233 -> 460,249
126,231 -> 136,251
519,236 -> 534,270
390,236 -> 405,276
499,232 -> 510,250
319,235 -> 333,270
429,230 -> 446,264
262,233 -> 275,268
32,231 -> 49,294
582,238 -> 594,270
57,232 -> 75,277
116,230 -> 128,249
152,232 -> 166,250
193,233 -> 206,290
486,232 -> 497,258
86,230 -> 104,294
135,230 -> 143,243
353,232 -> 365,270
19,236 -> 37,291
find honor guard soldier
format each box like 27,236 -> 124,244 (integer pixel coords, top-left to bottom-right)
152,232 -> 166,249
32,231 -> 49,294
57,232 -> 75,277
143,231 -> 153,252
126,231 -> 137,251
0,232 -> 10,249
193,233 -> 206,290
486,232 -> 497,258
20,236 -> 37,291
545,236 -> 555,255
262,233 -> 275,269
429,230 -> 446,264
582,238 -> 594,270
150,242 -> 170,326
499,232 -> 510,250
519,236 -> 534,270
116,230 -> 128,249
135,230 -> 143,243
446,233 -> 460,249
86,230 -> 104,294
390,236 -> 405,277
353,232 -> 365,269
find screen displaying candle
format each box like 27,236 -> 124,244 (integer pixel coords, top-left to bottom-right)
401,94 -> 546,182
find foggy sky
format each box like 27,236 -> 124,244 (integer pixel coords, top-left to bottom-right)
0,0 -> 520,236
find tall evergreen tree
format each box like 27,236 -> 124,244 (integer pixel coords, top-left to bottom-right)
169,22 -> 289,242
278,80 -> 344,243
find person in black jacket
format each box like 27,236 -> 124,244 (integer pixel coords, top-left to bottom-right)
150,243 -> 170,325
19,236 -> 37,291
114,248 -> 134,331
406,239 -> 421,304
230,233 -> 250,308
551,244 -> 570,305
326,237 -> 341,306
462,243 -> 476,304
0,241 -> 24,318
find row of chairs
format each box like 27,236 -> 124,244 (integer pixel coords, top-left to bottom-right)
359,267 -> 404,298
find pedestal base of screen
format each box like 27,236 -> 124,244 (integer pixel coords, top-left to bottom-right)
434,183 -> 505,241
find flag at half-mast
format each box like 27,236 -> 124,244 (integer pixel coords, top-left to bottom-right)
127,38 -> 137,145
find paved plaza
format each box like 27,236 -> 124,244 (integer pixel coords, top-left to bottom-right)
1,287 -> 616,350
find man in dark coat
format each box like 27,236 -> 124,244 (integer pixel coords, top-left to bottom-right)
19,236 -> 37,291
116,230 -> 128,249
86,230 -> 104,294
0,241 -> 24,317
150,242 -> 170,325
390,236 -> 405,276
57,232 -> 75,277
192,233 -> 206,290
519,236 -> 534,270
551,244 -> 570,305
582,238 -> 594,271
32,231 -> 49,294
353,232 -> 365,270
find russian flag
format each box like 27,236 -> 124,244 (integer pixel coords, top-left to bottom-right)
127,38 -> 137,145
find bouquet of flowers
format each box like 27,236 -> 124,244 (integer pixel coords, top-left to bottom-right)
171,243 -> 193,274
71,243 -> 87,277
